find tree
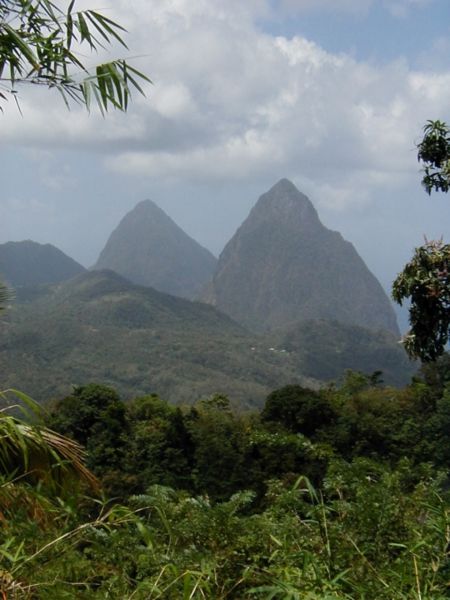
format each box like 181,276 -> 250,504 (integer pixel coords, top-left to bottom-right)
417,120 -> 450,194
393,121 -> 450,361
48,384 -> 128,469
125,395 -> 193,492
393,239 -> 450,361
0,0 -> 150,113
186,395 -> 246,500
261,385 -> 336,437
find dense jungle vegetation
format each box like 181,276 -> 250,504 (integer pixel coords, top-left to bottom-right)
2,363 -> 450,599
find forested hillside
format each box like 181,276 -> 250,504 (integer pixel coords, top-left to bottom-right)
0,270 -> 415,406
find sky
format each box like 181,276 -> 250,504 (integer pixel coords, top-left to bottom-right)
2,0 -> 450,330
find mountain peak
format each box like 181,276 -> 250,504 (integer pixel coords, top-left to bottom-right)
269,177 -> 297,191
132,198 -> 166,214
94,199 -> 217,299
119,199 -> 178,227
0,240 -> 85,287
203,180 -> 399,336
248,178 -> 321,232
268,178 -> 302,195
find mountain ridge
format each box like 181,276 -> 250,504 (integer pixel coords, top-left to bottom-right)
0,240 -> 86,288
203,179 -> 400,336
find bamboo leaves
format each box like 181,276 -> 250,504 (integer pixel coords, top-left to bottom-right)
0,0 -> 151,112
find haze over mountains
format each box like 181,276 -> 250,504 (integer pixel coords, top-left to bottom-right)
0,240 -> 85,287
94,199 -> 217,300
202,179 -> 399,336
0,180 -> 413,405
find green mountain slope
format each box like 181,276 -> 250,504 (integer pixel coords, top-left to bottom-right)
272,319 -> 415,387
0,271 -> 416,407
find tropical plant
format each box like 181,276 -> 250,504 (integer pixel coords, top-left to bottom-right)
393,239 -> 450,361
0,388 -> 98,492
417,120 -> 450,194
392,120 -> 450,361
0,0 -> 150,112
0,389 -> 100,597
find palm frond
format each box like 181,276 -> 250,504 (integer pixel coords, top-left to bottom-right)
0,390 -> 99,493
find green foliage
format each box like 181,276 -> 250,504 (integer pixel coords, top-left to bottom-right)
0,0 -> 150,112
48,383 -> 125,446
42,373 -> 450,501
4,375 -> 450,598
275,319 -> 415,386
261,385 -> 336,436
417,120 -> 450,194
0,388 -> 98,492
393,239 -> 450,361
419,352 -> 450,396
423,384 -> 450,466
125,395 -> 193,493
3,463 -> 450,598
391,120 -> 450,363
186,395 -> 247,500
47,383 -> 129,496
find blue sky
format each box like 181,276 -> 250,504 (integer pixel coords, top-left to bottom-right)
2,0 -> 450,331
264,0 -> 450,66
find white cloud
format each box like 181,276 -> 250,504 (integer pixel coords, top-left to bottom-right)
102,21 -> 450,210
2,0 -> 450,215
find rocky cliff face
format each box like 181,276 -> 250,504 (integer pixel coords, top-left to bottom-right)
0,240 -> 85,287
203,179 -> 399,335
94,200 -> 217,299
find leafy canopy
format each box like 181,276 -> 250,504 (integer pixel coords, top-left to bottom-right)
417,120 -> 450,194
0,0 -> 150,112
393,239 -> 450,361
393,121 -> 450,362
